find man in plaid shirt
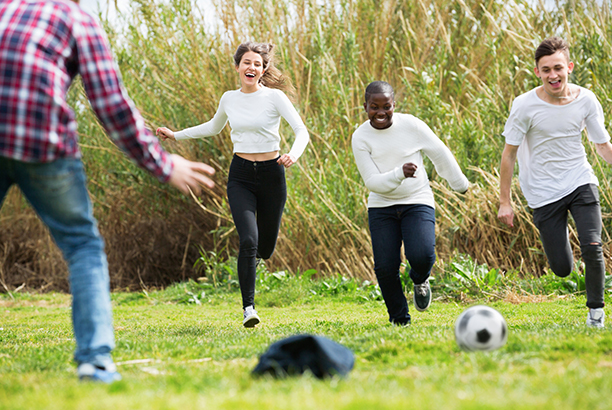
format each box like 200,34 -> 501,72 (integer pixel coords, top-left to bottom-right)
0,0 -> 215,382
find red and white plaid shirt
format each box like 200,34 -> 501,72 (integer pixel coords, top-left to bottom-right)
0,0 -> 172,181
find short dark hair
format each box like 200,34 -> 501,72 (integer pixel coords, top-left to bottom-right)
535,37 -> 570,67
364,81 -> 394,103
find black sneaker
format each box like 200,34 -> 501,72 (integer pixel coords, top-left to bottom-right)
413,279 -> 431,312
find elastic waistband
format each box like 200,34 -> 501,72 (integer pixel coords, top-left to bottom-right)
232,154 -> 280,166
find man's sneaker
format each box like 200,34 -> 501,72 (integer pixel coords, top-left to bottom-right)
243,305 -> 260,328
77,363 -> 122,383
587,308 -> 605,328
413,279 -> 431,312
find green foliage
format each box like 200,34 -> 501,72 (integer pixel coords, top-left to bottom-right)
58,0 -> 612,284
449,254 -> 504,291
193,248 -> 239,289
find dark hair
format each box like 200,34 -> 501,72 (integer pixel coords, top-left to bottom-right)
535,37 -> 570,67
364,81 -> 394,103
233,42 -> 294,96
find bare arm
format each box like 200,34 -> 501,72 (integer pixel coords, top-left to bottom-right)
595,141 -> 612,164
498,143 -> 519,227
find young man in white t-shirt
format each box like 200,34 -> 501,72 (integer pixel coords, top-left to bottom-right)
498,37 -> 612,328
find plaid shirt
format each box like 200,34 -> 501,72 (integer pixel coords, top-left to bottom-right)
0,0 -> 172,181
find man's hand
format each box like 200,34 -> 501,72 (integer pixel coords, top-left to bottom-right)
168,154 -> 215,195
497,202 -> 515,227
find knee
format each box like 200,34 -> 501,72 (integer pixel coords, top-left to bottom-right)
374,262 -> 400,280
239,234 -> 258,253
257,245 -> 275,260
549,260 -> 573,278
407,253 -> 436,275
581,243 -> 603,261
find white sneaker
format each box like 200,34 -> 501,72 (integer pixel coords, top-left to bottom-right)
243,305 -> 260,328
77,362 -> 122,383
586,308 -> 605,328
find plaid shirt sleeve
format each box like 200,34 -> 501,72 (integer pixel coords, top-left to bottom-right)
0,1 -> 173,182
73,6 -> 173,182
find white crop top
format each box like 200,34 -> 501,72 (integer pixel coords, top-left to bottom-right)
174,86 -> 309,159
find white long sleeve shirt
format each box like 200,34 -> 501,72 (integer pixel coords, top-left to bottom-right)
174,86 -> 309,159
352,113 -> 469,208
503,87 -> 610,208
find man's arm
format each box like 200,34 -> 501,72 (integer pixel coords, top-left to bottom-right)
595,142 -> 612,164
498,143 -> 519,227
74,12 -> 214,194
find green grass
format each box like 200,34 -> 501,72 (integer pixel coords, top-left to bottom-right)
2,285 -> 612,410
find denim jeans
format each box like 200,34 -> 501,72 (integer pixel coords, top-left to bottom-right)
368,204 -> 436,325
532,183 -> 605,309
227,155 -> 287,309
0,157 -> 115,367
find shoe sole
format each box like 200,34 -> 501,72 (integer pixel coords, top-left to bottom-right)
243,315 -> 260,328
79,372 -> 122,383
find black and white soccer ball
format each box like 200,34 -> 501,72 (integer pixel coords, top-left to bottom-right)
455,305 -> 508,352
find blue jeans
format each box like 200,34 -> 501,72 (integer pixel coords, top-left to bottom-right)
368,204 -> 436,325
0,157 -> 115,367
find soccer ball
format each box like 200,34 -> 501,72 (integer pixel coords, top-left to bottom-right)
454,305 -> 508,352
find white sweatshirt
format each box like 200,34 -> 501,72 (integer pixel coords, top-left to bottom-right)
175,86 -> 309,158
352,113 -> 469,208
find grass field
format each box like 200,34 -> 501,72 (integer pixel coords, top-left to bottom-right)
2,281 -> 611,410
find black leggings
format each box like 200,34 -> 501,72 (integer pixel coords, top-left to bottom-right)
532,184 -> 605,309
227,154 -> 286,309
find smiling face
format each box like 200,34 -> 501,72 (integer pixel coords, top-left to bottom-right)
364,93 -> 395,130
535,51 -> 574,98
236,51 -> 265,92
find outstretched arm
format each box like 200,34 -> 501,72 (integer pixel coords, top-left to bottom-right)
168,154 -> 215,196
156,127 -> 176,141
498,143 -> 519,227
75,16 -> 215,194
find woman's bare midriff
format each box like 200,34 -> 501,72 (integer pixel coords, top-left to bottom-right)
236,151 -> 279,161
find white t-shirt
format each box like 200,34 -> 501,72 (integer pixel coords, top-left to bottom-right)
503,87 -> 610,208
351,113 -> 469,208
174,87 -> 309,159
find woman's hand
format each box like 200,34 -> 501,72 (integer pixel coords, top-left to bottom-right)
277,154 -> 297,168
156,127 -> 176,141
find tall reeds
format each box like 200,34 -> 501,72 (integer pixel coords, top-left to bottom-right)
4,0 -> 612,290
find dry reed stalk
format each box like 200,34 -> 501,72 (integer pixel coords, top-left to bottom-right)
6,0 -> 612,289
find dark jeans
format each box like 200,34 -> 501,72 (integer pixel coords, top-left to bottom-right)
533,183 -> 605,309
368,204 -> 436,325
227,154 -> 286,309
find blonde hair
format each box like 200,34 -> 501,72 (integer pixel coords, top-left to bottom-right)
233,42 -> 295,97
